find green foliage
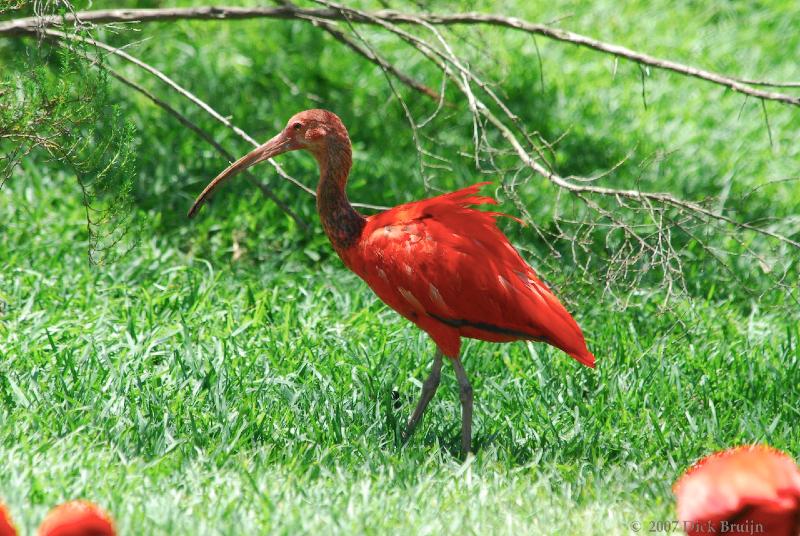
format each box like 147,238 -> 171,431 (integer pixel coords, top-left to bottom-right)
1,16 -> 136,262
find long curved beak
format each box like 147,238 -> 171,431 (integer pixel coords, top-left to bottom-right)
188,132 -> 293,218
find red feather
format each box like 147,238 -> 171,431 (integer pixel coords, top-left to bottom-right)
341,182 -> 595,367
674,446 -> 800,536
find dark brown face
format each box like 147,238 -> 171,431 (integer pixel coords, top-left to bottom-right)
284,112 -> 342,154
187,109 -> 349,218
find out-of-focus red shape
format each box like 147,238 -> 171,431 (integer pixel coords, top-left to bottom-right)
0,503 -> 17,536
674,445 -> 800,536
37,501 -> 115,536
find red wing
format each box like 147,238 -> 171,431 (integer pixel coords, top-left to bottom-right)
350,183 -> 594,367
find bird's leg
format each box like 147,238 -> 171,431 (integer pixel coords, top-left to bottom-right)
404,349 -> 443,440
451,357 -> 473,455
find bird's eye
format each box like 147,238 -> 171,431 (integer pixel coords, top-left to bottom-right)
292,122 -> 302,130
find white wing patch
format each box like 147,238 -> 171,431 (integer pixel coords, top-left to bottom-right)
429,283 -> 449,311
377,268 -> 389,283
398,287 -> 425,313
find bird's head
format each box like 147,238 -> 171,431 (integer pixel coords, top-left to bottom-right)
285,109 -> 349,154
188,109 -> 350,218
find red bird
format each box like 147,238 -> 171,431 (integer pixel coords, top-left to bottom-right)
674,446 -> 800,536
0,503 -> 16,536
189,109 -> 595,453
38,501 -> 116,536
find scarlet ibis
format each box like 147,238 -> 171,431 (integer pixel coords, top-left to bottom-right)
674,445 -> 800,536
189,109 -> 595,453
0,503 -> 16,536
38,501 -> 115,536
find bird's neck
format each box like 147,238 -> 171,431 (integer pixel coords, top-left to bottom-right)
314,139 -> 365,251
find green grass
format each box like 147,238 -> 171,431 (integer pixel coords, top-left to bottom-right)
2,0 -> 800,534
2,167 -> 799,534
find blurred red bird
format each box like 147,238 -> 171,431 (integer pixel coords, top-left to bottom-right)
674,445 -> 800,536
38,501 -> 115,536
189,109 -> 595,453
0,503 -> 16,536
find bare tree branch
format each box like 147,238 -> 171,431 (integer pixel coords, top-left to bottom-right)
1,5 -> 798,107
734,77 -> 800,89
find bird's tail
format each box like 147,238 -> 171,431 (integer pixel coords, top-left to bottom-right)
568,349 -> 596,369
523,273 -> 596,369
